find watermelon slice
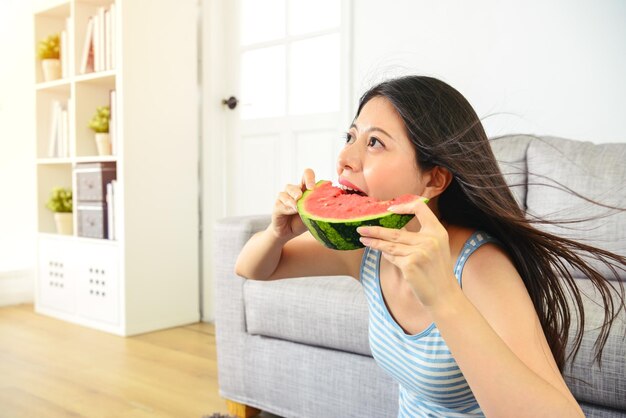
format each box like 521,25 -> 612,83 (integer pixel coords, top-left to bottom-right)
297,180 -> 418,250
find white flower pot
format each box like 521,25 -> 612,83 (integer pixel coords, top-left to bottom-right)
95,133 -> 112,156
54,212 -> 73,235
42,59 -> 62,82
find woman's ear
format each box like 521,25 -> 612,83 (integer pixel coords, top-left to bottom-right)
422,166 -> 453,198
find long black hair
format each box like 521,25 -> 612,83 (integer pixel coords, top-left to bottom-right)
356,75 -> 625,370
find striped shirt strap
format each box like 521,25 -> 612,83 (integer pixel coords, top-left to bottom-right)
453,231 -> 500,286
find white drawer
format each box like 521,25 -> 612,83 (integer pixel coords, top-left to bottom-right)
38,237 -> 76,314
75,242 -> 120,325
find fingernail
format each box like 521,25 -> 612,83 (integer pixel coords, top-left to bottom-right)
359,237 -> 371,245
357,227 -> 369,235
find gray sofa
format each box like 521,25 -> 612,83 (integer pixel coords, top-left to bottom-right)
213,135 -> 626,417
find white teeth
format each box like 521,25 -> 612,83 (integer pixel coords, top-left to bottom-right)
335,183 -> 358,192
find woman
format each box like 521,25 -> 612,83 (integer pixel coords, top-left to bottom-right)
236,76 -> 625,417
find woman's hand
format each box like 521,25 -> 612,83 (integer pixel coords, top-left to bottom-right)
357,198 -> 458,309
270,168 -> 316,242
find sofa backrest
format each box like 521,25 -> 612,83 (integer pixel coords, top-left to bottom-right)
490,134 -> 535,209
491,135 -> 626,280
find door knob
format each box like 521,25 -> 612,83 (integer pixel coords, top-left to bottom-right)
222,96 -> 238,110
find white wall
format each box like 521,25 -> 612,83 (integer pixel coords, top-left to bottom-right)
352,0 -> 626,143
0,0 -> 36,300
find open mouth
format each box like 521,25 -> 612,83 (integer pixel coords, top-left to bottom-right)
336,183 -> 367,197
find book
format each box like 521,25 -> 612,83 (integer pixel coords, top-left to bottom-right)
110,3 -> 116,69
47,101 -> 60,157
109,89 -> 116,155
106,182 -> 112,239
106,180 -> 117,240
97,7 -> 105,72
80,17 -> 94,74
105,8 -> 111,70
61,108 -> 68,157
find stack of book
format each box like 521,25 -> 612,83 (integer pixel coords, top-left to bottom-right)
80,4 -> 116,74
47,100 -> 71,158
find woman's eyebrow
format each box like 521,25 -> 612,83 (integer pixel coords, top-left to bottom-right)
350,123 -> 395,140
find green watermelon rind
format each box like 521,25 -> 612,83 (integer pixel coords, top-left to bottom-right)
297,181 -> 416,251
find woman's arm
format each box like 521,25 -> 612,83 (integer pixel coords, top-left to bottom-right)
434,244 -> 583,417
358,200 -> 584,417
235,228 -> 360,280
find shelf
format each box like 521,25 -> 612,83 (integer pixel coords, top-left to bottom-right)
37,156 -> 118,165
38,232 -> 119,246
74,155 -> 118,163
34,1 -> 71,18
35,78 -> 72,92
37,157 -> 73,165
34,71 -> 116,91
75,70 -> 116,85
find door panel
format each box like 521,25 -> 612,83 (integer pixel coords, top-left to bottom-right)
234,134 -> 283,215
217,0 -> 351,216
289,33 -> 341,115
294,130 -> 338,183
240,46 -> 287,120
240,0 -> 286,46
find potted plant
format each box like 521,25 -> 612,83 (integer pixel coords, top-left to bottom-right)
37,34 -> 61,82
46,187 -> 73,235
88,106 -> 111,155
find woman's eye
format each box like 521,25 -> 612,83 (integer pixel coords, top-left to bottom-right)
368,137 -> 384,148
344,132 -> 355,144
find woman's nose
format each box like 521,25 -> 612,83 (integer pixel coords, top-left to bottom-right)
337,143 -> 362,173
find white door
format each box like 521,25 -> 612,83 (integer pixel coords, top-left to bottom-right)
213,0 -> 353,217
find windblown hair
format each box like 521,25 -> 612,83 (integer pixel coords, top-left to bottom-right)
356,75 -> 626,370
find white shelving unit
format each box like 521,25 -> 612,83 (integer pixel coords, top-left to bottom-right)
34,0 -> 199,335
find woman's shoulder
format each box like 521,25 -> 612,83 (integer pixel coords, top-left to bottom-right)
447,225 -> 504,260
450,226 -> 532,318
446,224 -> 522,295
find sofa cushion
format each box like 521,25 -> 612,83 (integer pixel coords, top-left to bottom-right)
525,136 -> 626,279
565,278 -> 626,410
243,276 -> 371,356
490,134 -> 535,210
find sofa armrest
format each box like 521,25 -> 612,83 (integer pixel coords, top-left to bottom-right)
212,215 -> 271,395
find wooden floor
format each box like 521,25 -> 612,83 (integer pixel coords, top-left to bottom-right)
0,304 -> 230,418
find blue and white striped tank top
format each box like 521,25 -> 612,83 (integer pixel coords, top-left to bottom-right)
360,230 -> 498,417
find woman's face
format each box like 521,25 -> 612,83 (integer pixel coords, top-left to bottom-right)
336,96 -> 426,201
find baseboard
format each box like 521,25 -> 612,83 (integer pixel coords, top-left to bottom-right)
0,267 -> 34,307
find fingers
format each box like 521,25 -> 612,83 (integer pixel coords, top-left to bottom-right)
387,196 -> 429,214
358,237 -> 414,256
285,184 -> 303,200
357,225 -> 418,245
301,168 -> 316,190
388,198 -> 440,231
274,169 -> 316,217
277,191 -> 298,213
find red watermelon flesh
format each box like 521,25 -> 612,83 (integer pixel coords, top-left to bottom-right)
302,181 -> 416,219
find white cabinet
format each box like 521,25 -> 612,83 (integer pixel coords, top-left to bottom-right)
34,0 -> 199,336
38,235 -> 119,325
